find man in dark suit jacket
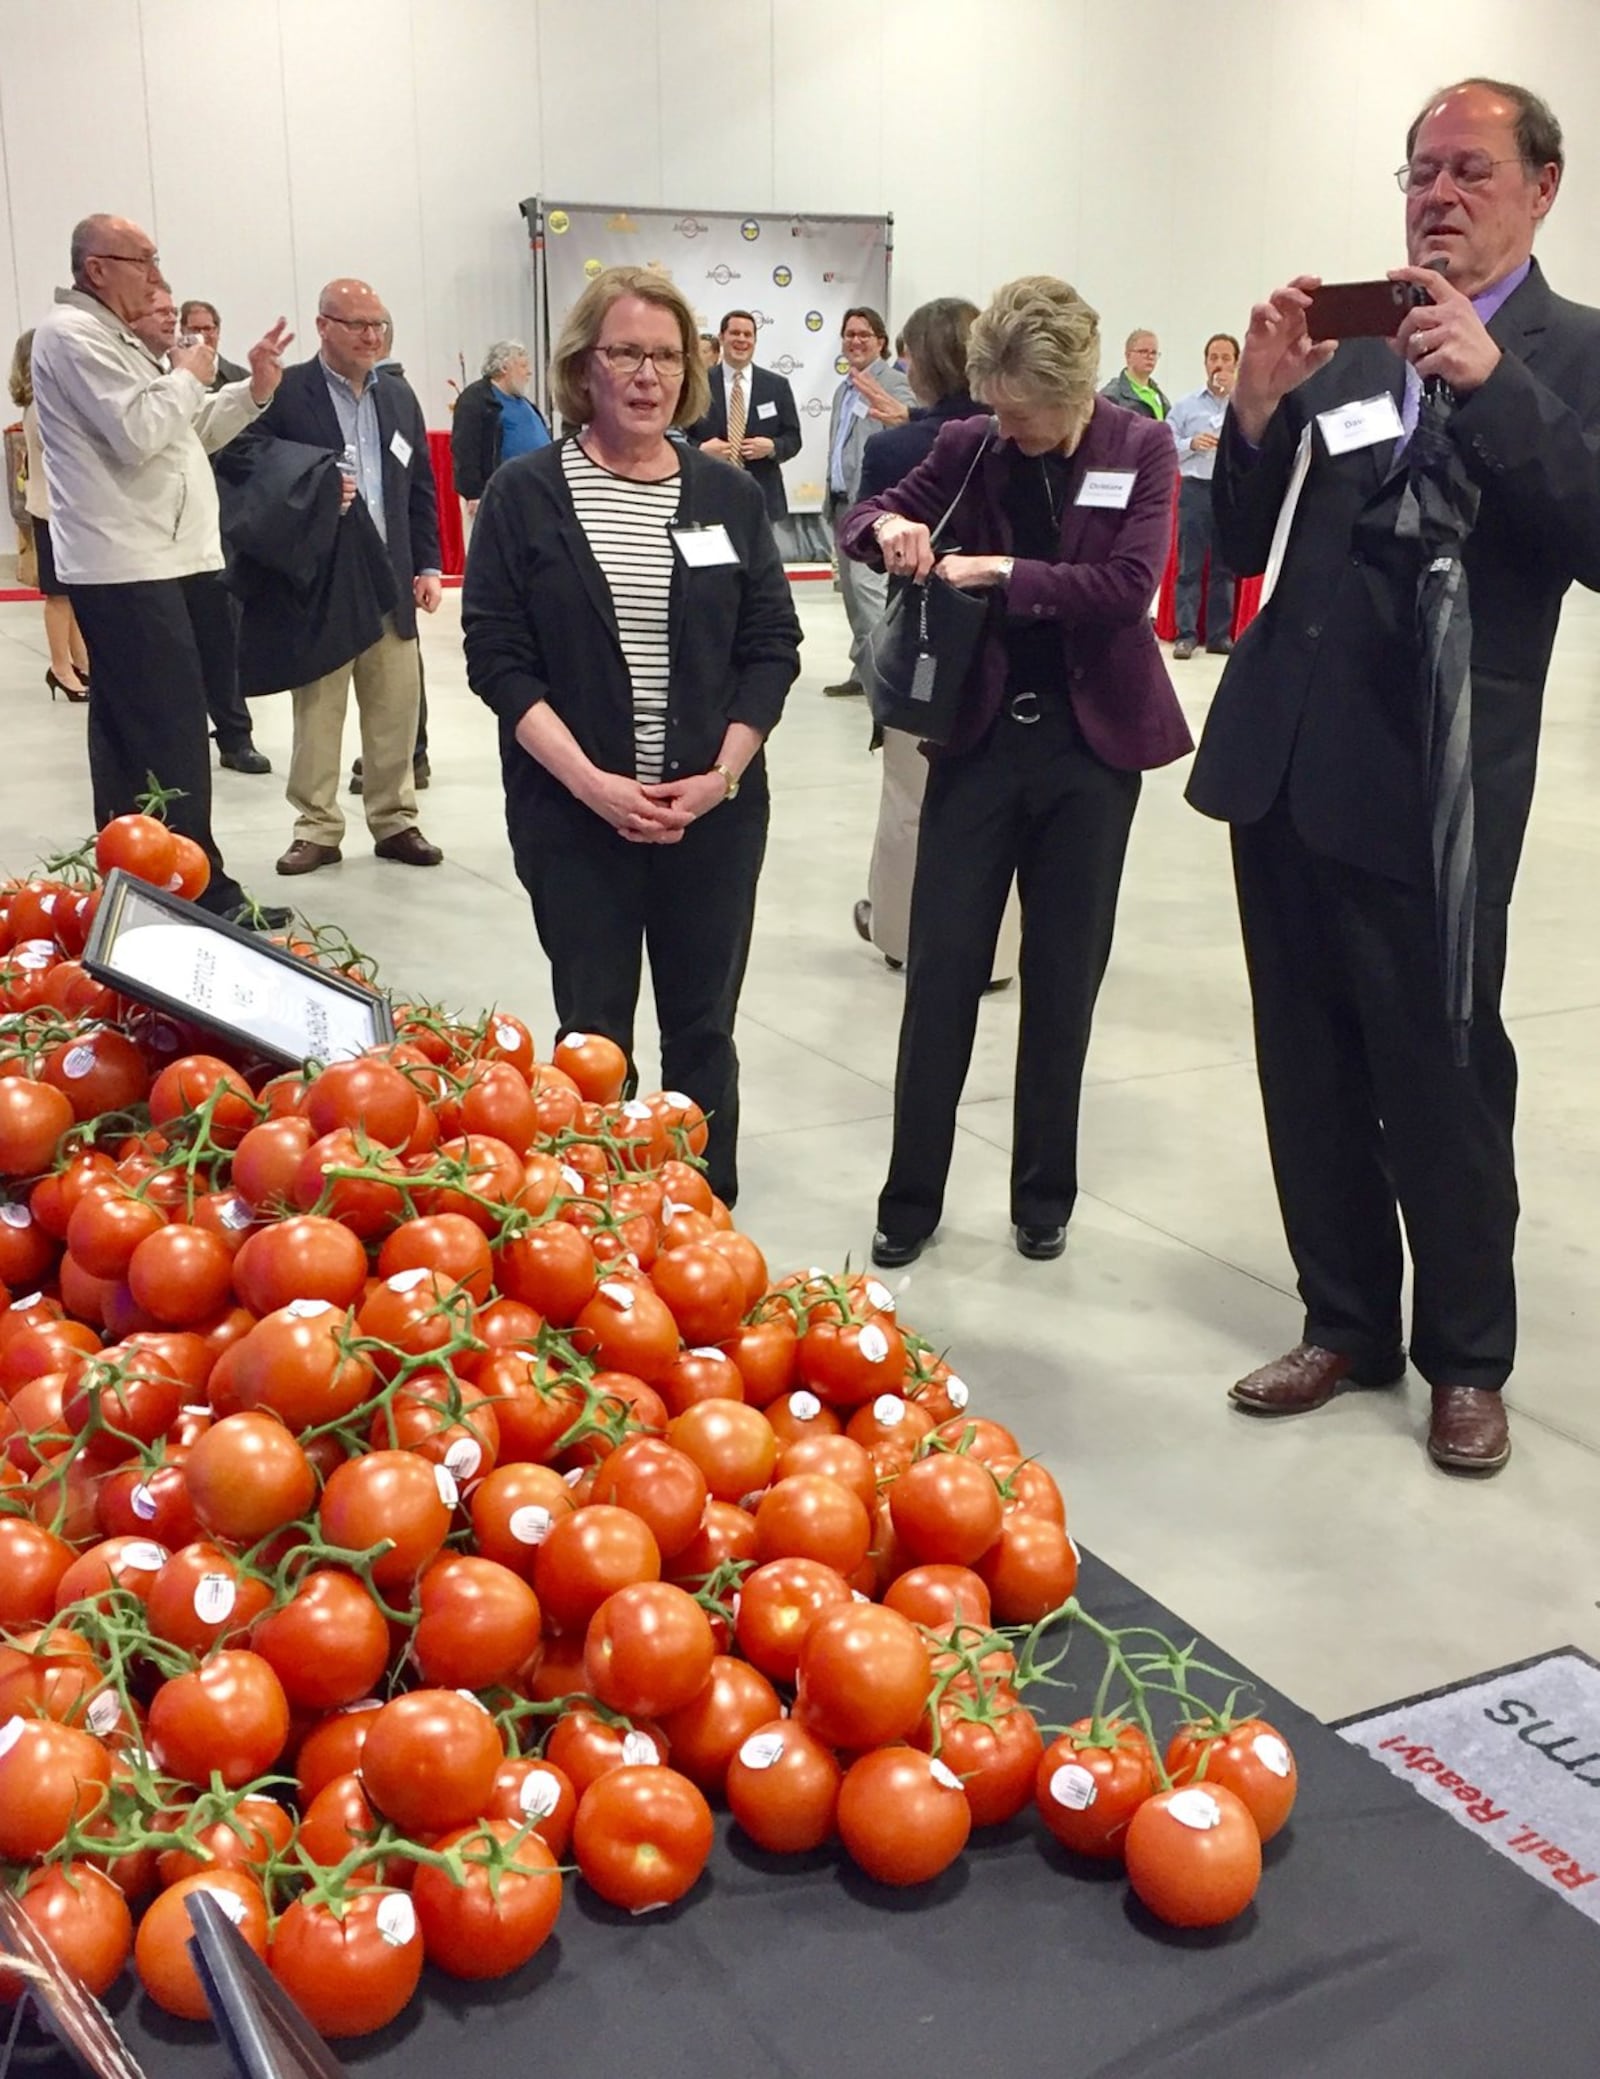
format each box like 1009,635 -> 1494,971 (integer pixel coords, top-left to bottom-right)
687,310 -> 801,524
243,278 -> 444,876
1187,78 -> 1600,1476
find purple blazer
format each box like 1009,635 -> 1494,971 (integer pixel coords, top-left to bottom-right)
839,399 -> 1193,770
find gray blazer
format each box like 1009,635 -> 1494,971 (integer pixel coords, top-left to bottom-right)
825,355 -> 915,510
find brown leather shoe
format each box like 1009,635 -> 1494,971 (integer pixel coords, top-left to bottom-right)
276,840 -> 341,876
1427,1385 -> 1511,1474
1229,1340 -> 1406,1416
373,828 -> 443,867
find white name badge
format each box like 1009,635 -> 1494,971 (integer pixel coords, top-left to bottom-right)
756,401 -> 778,421
671,523 -> 740,568
1075,469 -> 1136,510
389,430 -> 413,468
1316,393 -> 1403,457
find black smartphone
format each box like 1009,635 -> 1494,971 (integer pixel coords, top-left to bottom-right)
1304,279 -> 1426,340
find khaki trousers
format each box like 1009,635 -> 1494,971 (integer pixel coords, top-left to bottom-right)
287,618 -> 420,847
869,728 -> 1021,980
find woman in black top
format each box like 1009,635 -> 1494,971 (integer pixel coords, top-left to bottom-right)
463,267 -> 802,1204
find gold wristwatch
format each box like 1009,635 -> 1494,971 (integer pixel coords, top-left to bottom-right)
714,764 -> 740,800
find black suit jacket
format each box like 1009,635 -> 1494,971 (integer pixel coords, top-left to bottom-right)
247,357 -> 440,641
1187,261 -> 1600,903
687,363 -> 801,522
858,391 -> 987,502
463,437 -> 801,840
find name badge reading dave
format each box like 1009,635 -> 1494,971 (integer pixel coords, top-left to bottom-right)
671,523 -> 741,569
1075,469 -> 1136,510
1317,393 -> 1404,457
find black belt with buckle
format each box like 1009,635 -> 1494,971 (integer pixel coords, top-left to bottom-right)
1007,690 -> 1043,724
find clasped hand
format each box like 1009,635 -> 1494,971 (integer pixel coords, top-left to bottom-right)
873,517 -> 1004,589
586,768 -> 728,843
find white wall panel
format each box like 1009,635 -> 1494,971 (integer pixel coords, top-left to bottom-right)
0,0 -> 154,334
276,0 -> 428,388
140,0 -> 297,361
0,0 -> 1595,428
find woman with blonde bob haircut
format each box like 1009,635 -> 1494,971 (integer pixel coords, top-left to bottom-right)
464,264 -> 801,1207
840,274 -> 1192,1267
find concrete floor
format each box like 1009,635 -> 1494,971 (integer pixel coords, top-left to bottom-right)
3,581 -> 1597,1723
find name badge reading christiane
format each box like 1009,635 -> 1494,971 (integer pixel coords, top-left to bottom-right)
671,523 -> 741,568
1317,393 -> 1404,457
1075,470 -> 1136,510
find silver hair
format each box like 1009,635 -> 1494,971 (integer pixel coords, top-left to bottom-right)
482,339 -> 528,379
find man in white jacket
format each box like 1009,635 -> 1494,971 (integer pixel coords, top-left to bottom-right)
30,214 -> 292,923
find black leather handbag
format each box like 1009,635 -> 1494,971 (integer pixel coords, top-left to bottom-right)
862,420 -> 996,744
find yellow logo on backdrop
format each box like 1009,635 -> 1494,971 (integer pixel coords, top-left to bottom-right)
548,210 -> 570,234
583,258 -> 603,279
607,213 -> 638,233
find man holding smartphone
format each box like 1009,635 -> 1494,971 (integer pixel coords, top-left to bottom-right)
1186,78 -> 1600,1476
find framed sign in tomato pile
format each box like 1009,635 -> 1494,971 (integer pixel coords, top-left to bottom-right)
3,818 -> 1600,2079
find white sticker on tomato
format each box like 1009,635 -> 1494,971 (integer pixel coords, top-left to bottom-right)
864,1280 -> 894,1314
10,1291 -> 43,1310
285,1298 -> 334,1320
1252,1732 -> 1292,1779
494,1022 -> 522,1052
737,1732 -> 785,1772
946,1376 -> 970,1411
0,1716 -> 25,1759
0,1203 -> 32,1229
1069,1537 -> 1081,1563
851,1589 -> 870,1603
508,1505 -> 554,1546
598,1281 -> 635,1311
386,1267 -> 432,1294
562,1467 -> 585,1489
662,1092 -> 693,1111
455,1690 -> 491,1714
560,1164 -> 585,1194
130,1484 -> 160,1522
443,1438 -> 483,1483
375,1894 -> 417,1947
1166,1788 -> 1224,1832
929,1759 -> 963,1792
216,1196 -> 254,1231
518,1769 -> 563,1818
121,1541 -> 168,1571
433,1465 -> 460,1509
621,1101 -> 652,1123
788,1391 -> 822,1422
689,1345 -> 725,1362
87,1689 -> 122,1736
194,1573 -> 237,1624
564,1032 -> 592,1048
621,1732 -> 660,1767
871,1394 -> 905,1427
61,1044 -> 97,1080
201,1885 -> 247,1927
1048,1764 -> 1098,1811
859,1324 -> 890,1364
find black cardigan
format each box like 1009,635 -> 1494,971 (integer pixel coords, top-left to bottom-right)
463,436 -> 801,821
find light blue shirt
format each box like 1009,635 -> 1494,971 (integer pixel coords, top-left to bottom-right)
320,359 -> 387,543
1168,386 -> 1231,480
830,379 -> 868,494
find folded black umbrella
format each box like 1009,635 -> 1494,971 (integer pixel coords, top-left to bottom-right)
1397,384 -> 1481,1066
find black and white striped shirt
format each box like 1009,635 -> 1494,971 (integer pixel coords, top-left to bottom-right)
562,441 -> 681,783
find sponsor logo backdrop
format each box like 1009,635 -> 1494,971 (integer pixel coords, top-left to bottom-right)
538,203 -> 891,514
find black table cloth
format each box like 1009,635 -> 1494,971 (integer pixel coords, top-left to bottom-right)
15,1550 -> 1600,2078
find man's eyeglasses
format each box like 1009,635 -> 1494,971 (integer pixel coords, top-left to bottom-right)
321,315 -> 388,336
87,251 -> 161,272
1394,155 -> 1524,194
594,344 -> 686,376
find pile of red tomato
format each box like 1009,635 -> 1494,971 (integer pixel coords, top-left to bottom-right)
0,822 -> 1297,2044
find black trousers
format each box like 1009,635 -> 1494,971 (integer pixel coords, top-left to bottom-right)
184,570 -> 254,753
512,776 -> 769,1205
878,701 -> 1140,1238
1175,477 -> 1235,646
67,577 -> 245,916
1232,799 -> 1518,1389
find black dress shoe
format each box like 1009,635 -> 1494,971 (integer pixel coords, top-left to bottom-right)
1205,637 -> 1234,656
219,744 -> 271,774
227,902 -> 294,933
823,678 -> 864,698
1172,637 -> 1198,660
1016,1224 -> 1066,1261
871,1230 -> 926,1269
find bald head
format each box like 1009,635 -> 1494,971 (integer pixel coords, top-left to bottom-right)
69,214 -> 161,324
316,277 -> 387,382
